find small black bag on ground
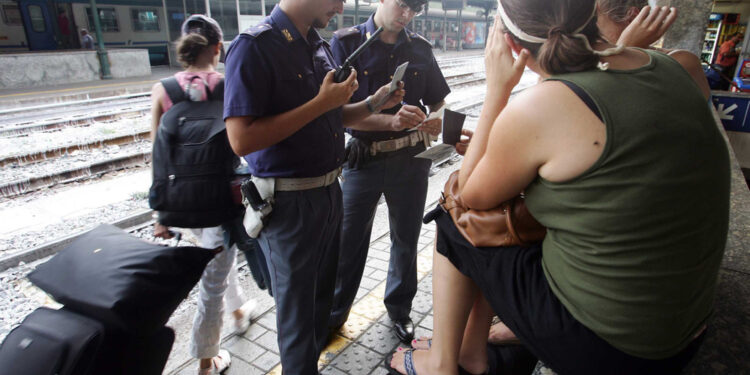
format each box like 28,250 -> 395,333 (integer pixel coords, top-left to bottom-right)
27,224 -> 214,334
0,307 -> 104,375
149,76 -> 244,228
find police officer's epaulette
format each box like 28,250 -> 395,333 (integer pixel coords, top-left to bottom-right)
242,23 -> 272,38
333,27 -> 360,40
409,31 -> 431,46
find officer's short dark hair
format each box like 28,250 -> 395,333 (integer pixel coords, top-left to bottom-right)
402,0 -> 428,13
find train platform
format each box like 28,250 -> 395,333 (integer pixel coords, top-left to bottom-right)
0,49 -> 482,110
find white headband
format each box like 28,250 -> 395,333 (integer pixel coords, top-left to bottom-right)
497,0 -> 625,68
497,1 -> 597,44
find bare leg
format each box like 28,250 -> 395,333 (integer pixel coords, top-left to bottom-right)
411,295 -> 493,373
457,295 -> 493,374
414,315 -> 518,351
389,243 -> 477,374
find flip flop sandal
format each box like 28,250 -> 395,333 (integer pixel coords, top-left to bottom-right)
410,337 -> 431,349
384,348 -> 419,375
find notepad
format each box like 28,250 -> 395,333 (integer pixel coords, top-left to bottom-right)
415,109 -> 467,161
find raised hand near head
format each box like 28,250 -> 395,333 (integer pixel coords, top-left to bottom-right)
485,17 -> 530,96
618,6 -> 678,48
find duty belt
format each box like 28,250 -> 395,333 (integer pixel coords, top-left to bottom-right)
274,167 -> 342,191
369,131 -> 426,156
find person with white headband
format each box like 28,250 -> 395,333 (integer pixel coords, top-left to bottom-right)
385,0 -> 729,374
596,0 -> 710,99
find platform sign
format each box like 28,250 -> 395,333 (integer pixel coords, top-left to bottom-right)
442,0 -> 465,10
712,93 -> 750,133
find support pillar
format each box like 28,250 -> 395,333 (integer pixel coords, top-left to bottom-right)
653,0 -> 713,56
89,0 -> 111,79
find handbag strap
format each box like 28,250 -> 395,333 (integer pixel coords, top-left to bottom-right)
440,192 -> 461,211
504,200 -> 524,245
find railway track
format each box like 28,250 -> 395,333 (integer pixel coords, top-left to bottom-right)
0,55 -> 493,265
0,155 -> 462,272
2,68 -> 488,200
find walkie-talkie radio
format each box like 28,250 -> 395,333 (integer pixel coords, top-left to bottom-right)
333,26 -> 384,83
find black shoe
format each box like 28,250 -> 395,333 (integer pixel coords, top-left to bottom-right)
393,317 -> 415,344
326,321 -> 344,344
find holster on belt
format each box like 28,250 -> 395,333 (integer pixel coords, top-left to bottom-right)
241,177 -> 275,238
345,137 -> 372,170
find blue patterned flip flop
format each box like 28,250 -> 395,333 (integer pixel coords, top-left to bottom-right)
384,348 -> 419,375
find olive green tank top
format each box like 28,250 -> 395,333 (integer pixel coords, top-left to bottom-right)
525,49 -> 730,359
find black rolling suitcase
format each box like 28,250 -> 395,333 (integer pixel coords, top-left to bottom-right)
0,307 -> 104,375
87,326 -> 175,375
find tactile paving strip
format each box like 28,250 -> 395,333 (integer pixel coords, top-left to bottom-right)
358,323 -> 402,355
328,343 -> 384,374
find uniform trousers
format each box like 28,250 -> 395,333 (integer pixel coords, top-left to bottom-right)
331,143 -> 430,326
257,182 -> 342,375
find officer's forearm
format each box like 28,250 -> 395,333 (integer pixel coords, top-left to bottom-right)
225,98 -> 332,155
345,112 -> 395,131
342,100 -> 379,127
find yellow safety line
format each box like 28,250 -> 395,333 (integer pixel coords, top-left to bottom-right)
0,79 -> 158,98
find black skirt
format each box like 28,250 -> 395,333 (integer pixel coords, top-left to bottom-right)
429,207 -> 704,375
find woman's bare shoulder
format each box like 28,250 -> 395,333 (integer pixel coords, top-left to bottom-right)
501,80 -> 579,125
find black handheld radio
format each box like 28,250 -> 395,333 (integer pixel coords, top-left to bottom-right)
333,26 -> 385,83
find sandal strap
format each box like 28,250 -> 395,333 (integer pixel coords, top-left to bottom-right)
404,349 -> 418,375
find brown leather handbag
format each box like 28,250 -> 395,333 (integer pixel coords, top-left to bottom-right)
439,170 -> 546,247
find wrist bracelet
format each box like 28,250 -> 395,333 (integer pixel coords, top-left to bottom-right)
365,96 -> 380,114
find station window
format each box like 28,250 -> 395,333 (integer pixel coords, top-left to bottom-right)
326,16 -> 338,31
343,15 -> 354,27
425,20 -> 431,32
415,20 -> 422,31
239,0 -> 262,15
1,4 -> 22,26
28,5 -> 45,32
86,7 -> 119,32
434,21 -> 442,32
131,9 -> 159,31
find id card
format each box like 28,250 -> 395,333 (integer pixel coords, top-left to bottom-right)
389,62 -> 409,94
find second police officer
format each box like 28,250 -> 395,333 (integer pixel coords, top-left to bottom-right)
223,0 -> 404,372
328,0 -> 450,343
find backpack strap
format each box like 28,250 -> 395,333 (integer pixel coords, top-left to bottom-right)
160,77 -> 186,104
206,79 -> 225,101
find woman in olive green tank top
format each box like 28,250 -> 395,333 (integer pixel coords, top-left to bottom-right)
385,0 -> 730,374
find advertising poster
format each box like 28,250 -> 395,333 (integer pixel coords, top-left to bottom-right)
462,21 -> 485,47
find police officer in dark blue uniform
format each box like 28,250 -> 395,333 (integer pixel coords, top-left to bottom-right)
328,0 -> 450,344
223,0 -> 404,372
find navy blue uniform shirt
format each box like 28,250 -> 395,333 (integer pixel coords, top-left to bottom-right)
224,6 -> 345,178
330,14 -> 450,142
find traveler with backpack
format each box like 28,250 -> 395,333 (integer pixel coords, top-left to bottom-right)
149,15 -> 258,375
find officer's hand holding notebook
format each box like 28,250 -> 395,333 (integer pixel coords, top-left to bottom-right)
415,109 -> 467,162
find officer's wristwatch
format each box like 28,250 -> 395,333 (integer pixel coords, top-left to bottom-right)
365,96 -> 380,114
